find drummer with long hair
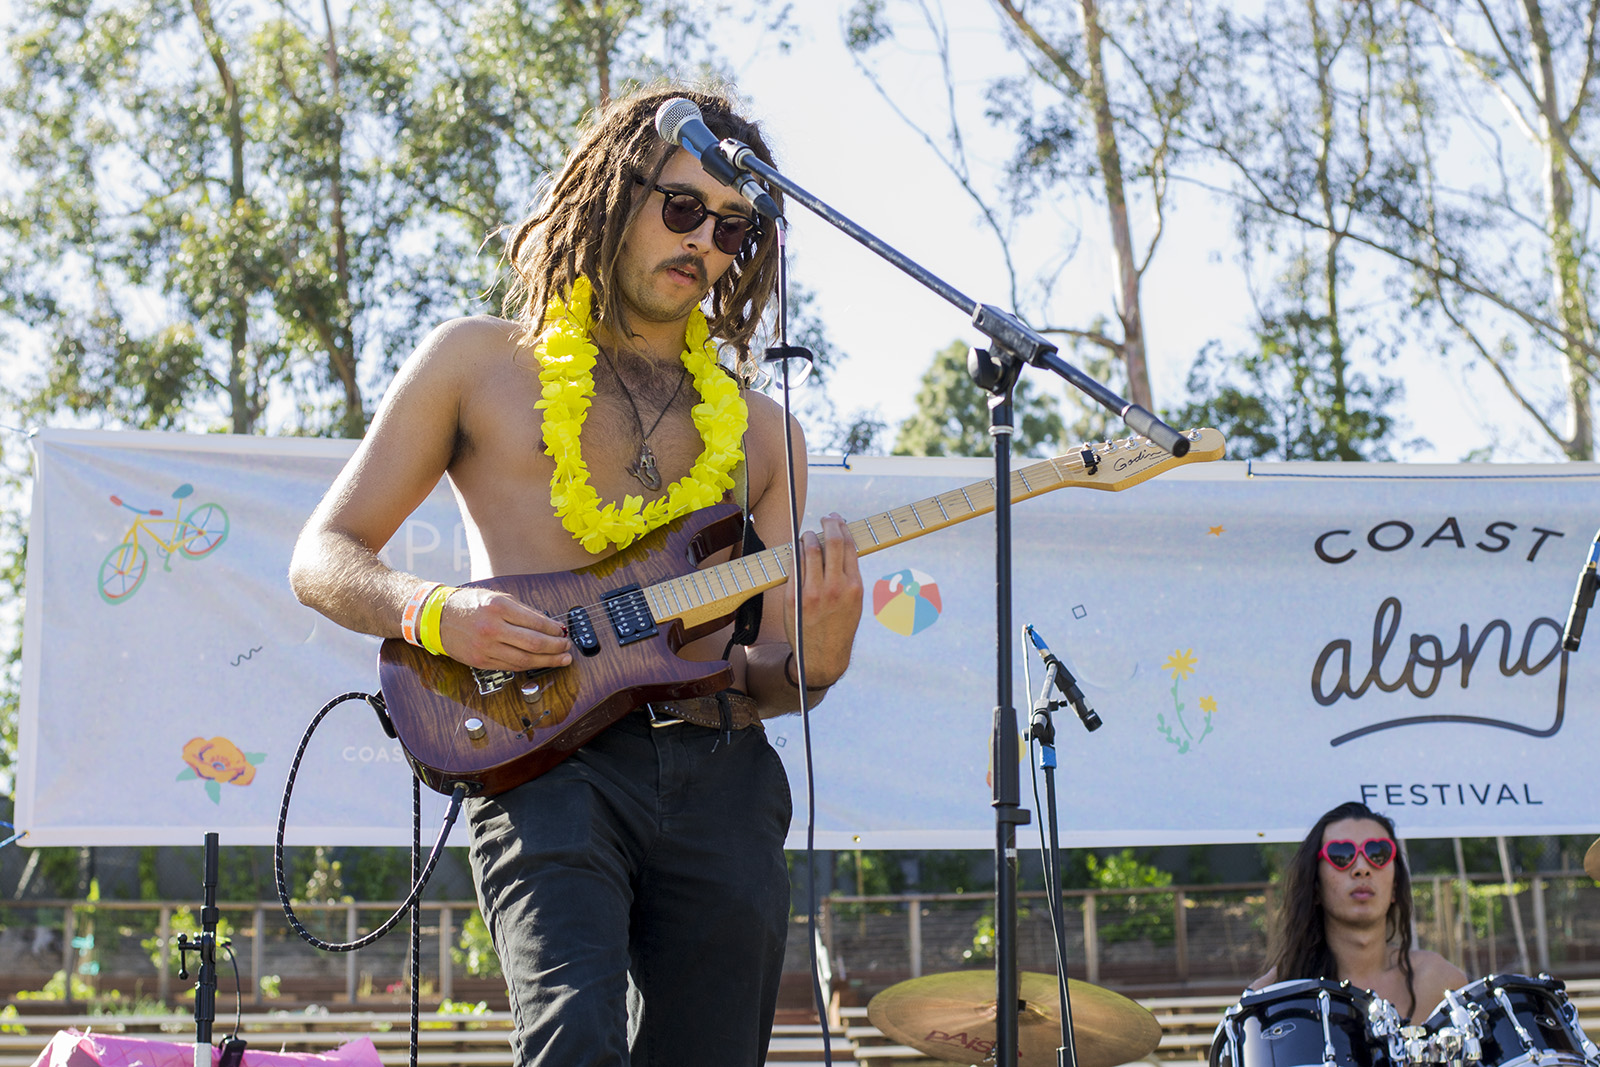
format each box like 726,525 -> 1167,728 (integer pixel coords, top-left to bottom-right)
1252,800 -> 1467,1021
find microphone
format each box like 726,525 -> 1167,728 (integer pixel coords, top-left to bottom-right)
1563,529 -> 1600,652
1024,625 -> 1101,732
654,98 -> 781,223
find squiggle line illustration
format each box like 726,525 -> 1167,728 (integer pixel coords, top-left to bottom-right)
231,647 -> 264,667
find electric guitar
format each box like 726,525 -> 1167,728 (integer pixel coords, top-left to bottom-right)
378,427 -> 1226,795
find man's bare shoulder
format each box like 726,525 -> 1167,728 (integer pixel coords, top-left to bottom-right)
1410,949 -> 1469,988
411,315 -> 527,371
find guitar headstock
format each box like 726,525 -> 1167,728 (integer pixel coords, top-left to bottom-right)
1046,427 -> 1226,492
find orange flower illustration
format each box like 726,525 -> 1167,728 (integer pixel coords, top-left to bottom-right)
179,737 -> 264,803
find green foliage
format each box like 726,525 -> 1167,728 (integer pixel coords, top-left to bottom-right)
1169,315 -> 1406,461
140,906 -> 235,974
1087,848 -> 1175,944
451,911 -> 502,979
894,340 -> 1065,458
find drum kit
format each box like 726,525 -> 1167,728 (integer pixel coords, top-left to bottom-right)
863,841 -> 1600,1067
1211,973 -> 1600,1067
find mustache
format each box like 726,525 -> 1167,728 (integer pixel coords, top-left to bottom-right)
658,255 -> 706,285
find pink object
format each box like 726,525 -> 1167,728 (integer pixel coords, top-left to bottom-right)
27,1030 -> 384,1067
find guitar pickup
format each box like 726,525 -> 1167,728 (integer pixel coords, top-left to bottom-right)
566,606 -> 600,655
602,584 -> 658,646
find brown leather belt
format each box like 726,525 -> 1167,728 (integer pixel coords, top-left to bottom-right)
642,690 -> 762,731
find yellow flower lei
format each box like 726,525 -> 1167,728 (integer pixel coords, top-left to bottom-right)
534,276 -> 748,554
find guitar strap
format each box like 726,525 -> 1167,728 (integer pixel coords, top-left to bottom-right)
723,384 -> 764,658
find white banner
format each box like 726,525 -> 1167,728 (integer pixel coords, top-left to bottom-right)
17,429 -> 1600,847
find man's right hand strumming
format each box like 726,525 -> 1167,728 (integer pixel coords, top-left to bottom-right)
436,587 -> 572,672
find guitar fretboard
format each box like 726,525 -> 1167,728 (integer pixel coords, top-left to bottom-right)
642,434 -> 1192,627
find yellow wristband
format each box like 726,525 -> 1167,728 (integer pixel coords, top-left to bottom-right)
400,581 -> 441,647
418,585 -> 457,657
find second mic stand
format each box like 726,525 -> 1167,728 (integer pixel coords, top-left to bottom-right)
1029,675 -> 1078,1067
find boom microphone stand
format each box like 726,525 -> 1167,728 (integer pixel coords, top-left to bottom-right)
716,142 -> 1188,1065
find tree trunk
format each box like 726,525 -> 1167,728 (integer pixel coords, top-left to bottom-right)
1309,0 -> 1353,458
191,0 -> 253,433
1080,0 -> 1153,410
1525,0 -> 1595,459
321,0 -> 364,438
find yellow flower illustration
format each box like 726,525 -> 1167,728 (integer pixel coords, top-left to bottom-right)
179,736 -> 264,804
1161,648 -> 1198,680
1199,695 -> 1217,713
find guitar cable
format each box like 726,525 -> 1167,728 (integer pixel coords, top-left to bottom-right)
765,217 -> 835,1065
273,689 -> 468,1067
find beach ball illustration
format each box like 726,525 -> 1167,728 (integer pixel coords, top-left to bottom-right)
872,567 -> 943,636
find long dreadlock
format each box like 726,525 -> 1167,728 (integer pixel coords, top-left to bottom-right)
503,83 -> 782,368
1265,801 -> 1418,1015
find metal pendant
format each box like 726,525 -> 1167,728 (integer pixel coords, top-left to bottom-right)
628,443 -> 663,491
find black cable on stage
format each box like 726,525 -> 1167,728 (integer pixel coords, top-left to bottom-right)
273,690 -> 468,1067
767,220 -> 833,1064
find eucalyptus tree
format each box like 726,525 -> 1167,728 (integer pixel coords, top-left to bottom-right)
1185,0 -> 1412,460
0,0 -> 712,437
1195,0 -> 1600,460
845,0 -> 1204,413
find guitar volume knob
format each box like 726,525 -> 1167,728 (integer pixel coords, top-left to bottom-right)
463,717 -> 486,740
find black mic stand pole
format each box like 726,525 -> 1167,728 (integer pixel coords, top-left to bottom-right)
1029,687 -> 1078,1067
715,148 -> 1192,1067
177,832 -> 220,1067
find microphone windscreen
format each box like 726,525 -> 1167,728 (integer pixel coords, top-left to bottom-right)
654,98 -> 701,146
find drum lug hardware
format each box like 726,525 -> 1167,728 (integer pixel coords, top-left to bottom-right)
1493,987 -> 1542,1062
1318,988 -> 1338,1067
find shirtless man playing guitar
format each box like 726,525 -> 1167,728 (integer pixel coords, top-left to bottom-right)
290,85 -> 863,1066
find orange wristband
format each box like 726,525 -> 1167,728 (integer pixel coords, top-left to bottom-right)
400,582 -> 441,647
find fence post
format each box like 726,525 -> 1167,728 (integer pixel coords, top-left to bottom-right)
908,898 -> 922,979
62,906 -> 76,1007
252,907 -> 265,1004
1532,878 -> 1550,973
1083,892 -> 1099,986
1174,889 -> 1189,984
158,906 -> 172,1005
440,905 -> 454,1002
346,905 -> 359,1003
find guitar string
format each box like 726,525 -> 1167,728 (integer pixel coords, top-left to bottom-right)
478,446 -> 1114,634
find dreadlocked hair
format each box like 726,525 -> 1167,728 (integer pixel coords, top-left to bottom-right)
503,83 -> 783,370
1265,801 -> 1417,1015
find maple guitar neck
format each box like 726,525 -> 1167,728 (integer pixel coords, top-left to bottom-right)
642,427 -> 1225,633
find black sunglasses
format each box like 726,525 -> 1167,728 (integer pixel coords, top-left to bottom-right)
1319,837 -> 1396,871
652,184 -> 760,256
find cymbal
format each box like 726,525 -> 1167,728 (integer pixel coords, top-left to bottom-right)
1585,838 -> 1600,882
867,970 -> 1162,1067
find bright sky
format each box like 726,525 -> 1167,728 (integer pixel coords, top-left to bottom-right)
722,3 -> 1560,463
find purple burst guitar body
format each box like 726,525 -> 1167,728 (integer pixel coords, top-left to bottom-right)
378,428 -> 1226,796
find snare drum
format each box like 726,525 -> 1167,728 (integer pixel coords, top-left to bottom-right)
1423,974 -> 1600,1067
1210,979 -> 1405,1067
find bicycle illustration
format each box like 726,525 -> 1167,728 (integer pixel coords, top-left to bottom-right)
98,484 -> 229,604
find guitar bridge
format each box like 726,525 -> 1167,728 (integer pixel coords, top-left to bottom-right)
471,668 -> 516,696
602,584 -> 658,646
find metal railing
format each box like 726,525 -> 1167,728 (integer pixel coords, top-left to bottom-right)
3,871 -> 1597,1006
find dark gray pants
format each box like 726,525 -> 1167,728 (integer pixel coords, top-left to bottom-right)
465,711 -> 793,1066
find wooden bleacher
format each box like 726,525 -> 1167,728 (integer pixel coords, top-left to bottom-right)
1,979 -> 1594,1066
